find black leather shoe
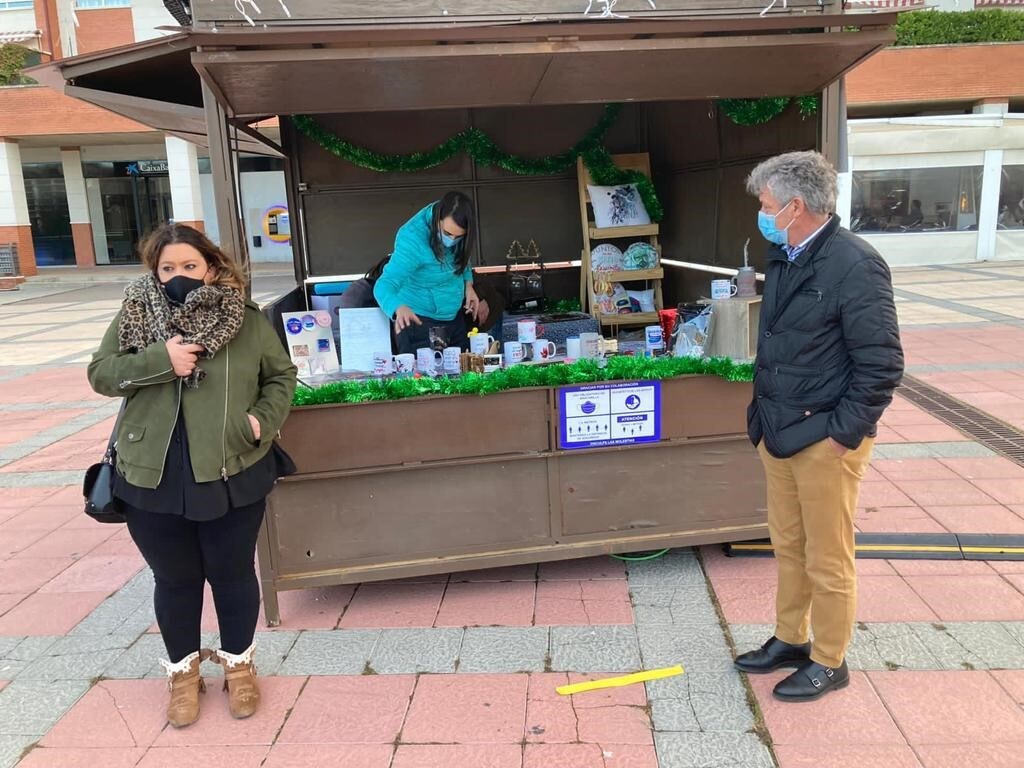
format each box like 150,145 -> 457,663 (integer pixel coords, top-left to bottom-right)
734,637 -> 812,674
773,660 -> 849,702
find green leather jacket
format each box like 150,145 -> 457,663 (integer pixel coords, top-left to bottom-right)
88,301 -> 297,489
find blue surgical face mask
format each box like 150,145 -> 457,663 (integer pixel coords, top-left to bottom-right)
757,199 -> 796,246
440,230 -> 463,249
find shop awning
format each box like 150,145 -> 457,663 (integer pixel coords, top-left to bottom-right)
29,15 -> 897,124
0,29 -> 41,45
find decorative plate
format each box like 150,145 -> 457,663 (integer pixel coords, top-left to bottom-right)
623,242 -> 658,270
590,243 -> 624,271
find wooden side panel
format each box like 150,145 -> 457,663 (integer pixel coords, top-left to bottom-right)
268,458 -> 552,573
558,439 -> 764,536
280,389 -> 552,474
659,376 -> 752,439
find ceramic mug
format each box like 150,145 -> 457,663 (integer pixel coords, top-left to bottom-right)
469,333 -> 496,355
505,341 -> 526,365
532,339 -> 556,361
372,352 -> 394,376
442,346 -> 462,375
416,347 -> 442,375
580,332 -> 602,360
711,278 -> 738,300
393,353 -> 416,376
565,337 -> 582,360
517,320 -> 537,344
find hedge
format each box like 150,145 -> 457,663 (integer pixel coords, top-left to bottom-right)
894,9 -> 1024,47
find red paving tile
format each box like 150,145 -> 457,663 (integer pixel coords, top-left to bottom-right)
968,478 -> 1024,505
924,505 -> 1024,534
750,671 -> 906,746
874,426 -> 907,444
710,577 -> 777,624
940,457 -> 1024,481
41,680 -> 168,749
450,565 -> 538,582
857,576 -> 939,622
0,590 -> 108,635
988,560 -> 1024,575
537,557 -> 626,581
0,557 -> 74,593
526,673 -> 579,744
896,479 -> 998,508
903,574 -> 1024,621
135,746 -> 270,768
0,409 -> 92,449
857,481 -> 917,509
702,546 -> 778,581
154,677 -> 305,747
993,670 -> 1024,707
1004,574 -> 1024,594
894,424 -> 968,443
271,585 -> 356,630
771,745 -> 924,768
392,744 -> 523,768
337,583 -> 444,628
856,506 -> 947,534
0,593 -> 27,619
402,674 -> 528,744
38,554 -> 144,594
434,581 -> 537,627
16,747 -> 148,768
534,580 -> 633,626
263,744 -> 394,768
524,743 -> 658,768
914,743 -> 1024,768
868,671 -> 1024,745
12,527 -> 115,560
0,368 -> 104,405
1,505 -> 80,532
0,486 -> 63,510
277,676 -> 415,744
887,559 -> 995,577
2,437 -> 110,473
0,529 -> 49,558
871,459 -> 960,481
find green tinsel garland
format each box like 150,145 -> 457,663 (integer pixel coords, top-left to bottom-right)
718,96 -> 820,127
292,356 -> 754,407
546,297 -> 583,314
292,105 -> 664,222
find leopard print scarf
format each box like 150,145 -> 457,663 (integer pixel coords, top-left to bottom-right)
118,273 -> 246,389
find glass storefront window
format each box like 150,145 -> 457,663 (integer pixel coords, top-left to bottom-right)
851,167 -> 983,234
998,165 -> 1024,231
22,163 -> 75,267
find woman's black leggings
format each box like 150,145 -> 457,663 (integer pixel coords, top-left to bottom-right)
125,501 -> 265,663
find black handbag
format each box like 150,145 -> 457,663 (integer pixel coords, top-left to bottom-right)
83,402 -> 127,524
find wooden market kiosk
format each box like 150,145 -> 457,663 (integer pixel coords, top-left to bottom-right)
35,0 -> 897,624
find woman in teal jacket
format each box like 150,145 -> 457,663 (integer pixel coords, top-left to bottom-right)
374,191 -> 481,354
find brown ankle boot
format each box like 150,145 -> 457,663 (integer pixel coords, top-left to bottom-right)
160,650 -> 211,728
214,644 -> 260,719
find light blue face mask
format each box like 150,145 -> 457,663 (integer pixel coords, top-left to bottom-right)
440,230 -> 463,249
757,200 -> 796,246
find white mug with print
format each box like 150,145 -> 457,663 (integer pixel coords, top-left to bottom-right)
532,339 -> 556,361
504,341 -> 526,365
469,333 -> 496,355
416,347 -> 442,375
442,346 -> 462,375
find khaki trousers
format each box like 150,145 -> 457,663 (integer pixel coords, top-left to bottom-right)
757,437 -> 873,668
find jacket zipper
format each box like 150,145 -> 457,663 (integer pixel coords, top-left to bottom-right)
221,345 -> 230,481
119,367 -> 174,390
154,377 -> 183,487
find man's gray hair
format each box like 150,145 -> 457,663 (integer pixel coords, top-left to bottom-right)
746,151 -> 838,215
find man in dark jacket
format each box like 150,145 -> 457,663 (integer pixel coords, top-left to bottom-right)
734,151 -> 904,702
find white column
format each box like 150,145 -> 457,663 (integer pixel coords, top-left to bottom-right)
836,170 -> 853,225
165,135 -> 205,225
0,140 -> 30,229
60,148 -> 90,225
977,148 -> 1003,263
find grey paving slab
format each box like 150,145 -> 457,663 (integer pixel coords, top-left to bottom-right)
941,622 -> 1024,670
46,630 -> 141,656
910,623 -> 987,671
842,627 -> 888,672
457,627 -> 549,673
19,649 -> 123,681
5,638 -> 58,663
727,624 -> 771,657
103,633 -> 219,679
630,586 -> 718,626
685,672 -> 756,733
1003,622 -> 1024,649
0,735 -> 37,768
650,697 -> 700,733
655,732 -> 774,768
548,626 -> 641,673
0,471 -> 92,487
636,626 -> 733,673
193,631 -> 299,678
872,442 -> 994,460
856,623 -> 937,671
369,628 -> 463,674
0,661 -> 28,680
0,640 -> 21,658
0,679 -> 90,737
626,550 -> 706,588
278,630 -> 379,676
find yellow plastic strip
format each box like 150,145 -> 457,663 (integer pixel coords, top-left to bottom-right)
961,546 -> 1024,555
556,665 -> 684,696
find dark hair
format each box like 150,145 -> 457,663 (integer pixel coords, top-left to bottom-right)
429,191 -> 474,275
139,223 -> 247,291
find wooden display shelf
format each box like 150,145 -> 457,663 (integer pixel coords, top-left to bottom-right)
588,224 -> 660,240
600,267 -> 663,283
597,311 -> 661,326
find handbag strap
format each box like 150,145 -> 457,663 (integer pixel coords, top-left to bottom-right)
103,399 -> 128,462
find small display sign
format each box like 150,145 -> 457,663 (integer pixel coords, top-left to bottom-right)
558,380 -> 662,450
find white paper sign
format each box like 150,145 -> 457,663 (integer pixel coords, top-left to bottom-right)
281,310 -> 340,377
338,307 -> 393,373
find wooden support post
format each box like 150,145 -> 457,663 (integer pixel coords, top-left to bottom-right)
201,79 -> 249,289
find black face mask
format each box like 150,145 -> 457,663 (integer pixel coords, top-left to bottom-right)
161,275 -> 205,305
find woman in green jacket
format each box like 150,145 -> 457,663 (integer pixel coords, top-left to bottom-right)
88,223 -> 296,729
